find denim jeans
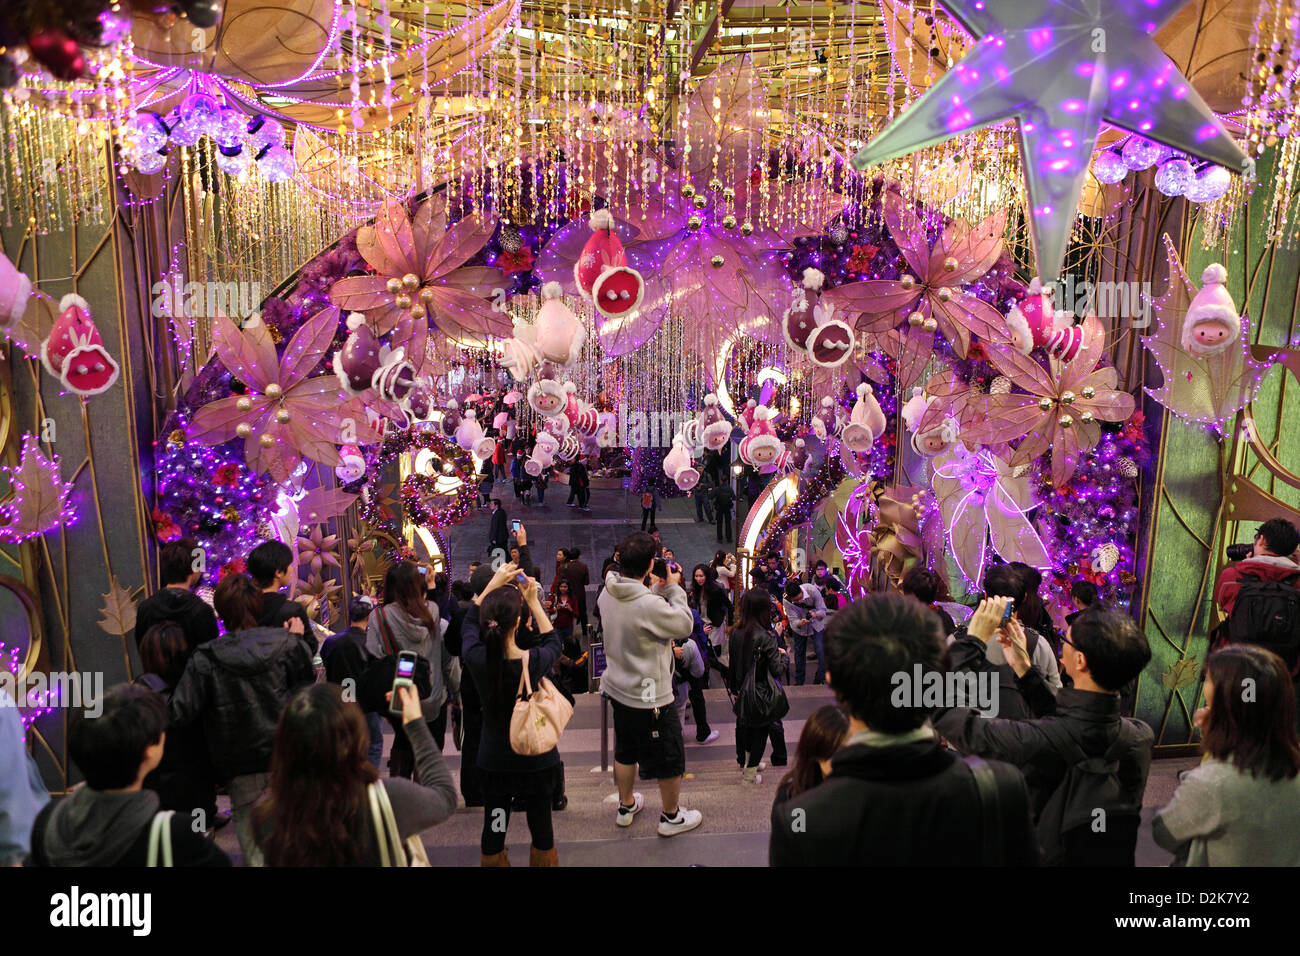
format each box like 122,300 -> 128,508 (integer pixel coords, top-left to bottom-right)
791,628 -> 825,685
227,771 -> 271,865
365,712 -> 385,769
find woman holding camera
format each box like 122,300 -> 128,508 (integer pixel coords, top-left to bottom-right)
461,562 -> 564,866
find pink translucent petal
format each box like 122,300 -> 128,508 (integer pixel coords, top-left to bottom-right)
823,279 -> 920,325
935,207 -> 1007,286
279,306 -> 340,388
963,395 -> 1046,445
880,188 -> 934,280
211,315 -> 278,390
948,492 -> 989,588
687,57 -> 763,184
429,287 -> 513,343
189,394 -> 270,446
982,341 -> 1057,397
989,483 -> 1050,567
410,195 -> 449,262
423,214 -> 493,281
329,274 -> 396,314
897,327 -> 935,391
933,290 -> 1012,356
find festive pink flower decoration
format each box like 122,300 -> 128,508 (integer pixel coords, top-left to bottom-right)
329,195 -> 506,343
930,446 -> 1050,589
963,316 -> 1136,487
821,189 -> 1009,383
188,308 -> 379,484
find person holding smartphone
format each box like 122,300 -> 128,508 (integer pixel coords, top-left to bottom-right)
460,563 -> 564,866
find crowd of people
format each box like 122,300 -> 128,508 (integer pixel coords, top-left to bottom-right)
5,504 -> 1300,868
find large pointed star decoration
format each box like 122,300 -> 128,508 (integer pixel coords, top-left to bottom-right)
853,0 -> 1251,283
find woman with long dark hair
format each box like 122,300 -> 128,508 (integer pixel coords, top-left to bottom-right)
773,705 -> 849,804
461,562 -> 564,866
366,560 -> 456,777
727,588 -> 789,784
689,564 -> 731,652
253,683 -> 455,866
1153,645 -> 1300,865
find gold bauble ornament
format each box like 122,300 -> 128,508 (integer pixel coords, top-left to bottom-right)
1058,414 -> 1074,428
401,273 -> 419,292
236,397 -> 252,412
409,304 -> 426,320
1060,391 -> 1076,405
275,408 -> 291,424
222,505 -> 238,523
265,383 -> 283,400
922,318 -> 938,332
722,187 -> 735,200
692,194 -> 708,209
680,183 -> 696,198
259,432 -> 276,448
722,214 -> 737,229
1080,411 -> 1095,424
1081,386 -> 1096,399
419,287 -> 435,305
708,177 -> 723,192
936,287 -> 953,302
235,423 -> 253,438
710,255 -> 725,268
386,278 -> 402,295
687,215 -> 703,231
739,222 -> 754,236
1038,397 -> 1053,410
943,256 -> 959,272
907,312 -> 924,326
899,275 -> 916,291
394,293 -> 412,310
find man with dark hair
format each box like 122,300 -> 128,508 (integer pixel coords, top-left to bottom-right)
560,547 -> 591,637
443,564 -> 497,808
1214,517 -> 1300,616
28,685 -> 230,867
783,580 -> 827,686
134,537 -> 219,651
487,498 -> 509,557
598,532 -> 702,837
948,564 -> 1060,720
1066,579 -> 1100,627
570,456 -> 591,511
713,479 -> 735,543
247,539 -> 313,641
900,565 -> 956,634
935,603 -> 1154,865
169,573 -> 314,863
321,596 -> 381,768
770,593 -> 1038,865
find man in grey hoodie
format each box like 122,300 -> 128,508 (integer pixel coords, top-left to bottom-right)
596,532 -> 703,837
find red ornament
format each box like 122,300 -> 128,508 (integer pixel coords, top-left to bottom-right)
497,245 -> 535,275
213,463 -> 241,487
28,31 -> 87,82
846,244 -> 879,272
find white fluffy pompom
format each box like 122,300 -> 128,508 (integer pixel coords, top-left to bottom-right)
346,311 -> 366,331
589,209 -> 615,231
542,281 -> 564,301
59,293 -> 90,313
802,267 -> 826,291
1201,263 -> 1228,285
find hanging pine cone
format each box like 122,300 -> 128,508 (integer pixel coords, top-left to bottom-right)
829,224 -> 849,245
1116,456 -> 1139,478
989,376 -> 1012,395
499,223 -> 523,254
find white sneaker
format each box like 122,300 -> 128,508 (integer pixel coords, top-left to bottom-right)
698,730 -> 720,744
741,770 -> 763,785
658,808 -> 703,837
616,792 -> 644,827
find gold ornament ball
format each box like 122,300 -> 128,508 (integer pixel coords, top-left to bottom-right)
236,397 -> 252,412
739,222 -> 754,237
680,183 -> 696,199
1080,411 -> 1095,424
419,287 -> 435,305
401,273 -> 420,292
899,274 -> 916,291
943,256 -> 959,272
692,194 -> 708,209
1081,386 -> 1096,399
687,215 -> 703,231
259,432 -> 276,448
710,255 -> 725,269
275,408 -> 291,424
936,286 -> 953,302
907,312 -> 924,326
1038,397 -> 1053,410
722,214 -> 737,229
722,187 -> 735,200
409,304 -> 426,320
922,318 -> 938,332
236,423 -> 253,438
394,293 -> 412,310
265,383 -> 283,400
1058,414 -> 1074,428
386,278 -> 402,295
1060,390 -> 1076,405
708,177 -> 723,193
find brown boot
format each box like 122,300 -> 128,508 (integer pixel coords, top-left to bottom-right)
529,845 -> 558,867
480,849 -> 510,867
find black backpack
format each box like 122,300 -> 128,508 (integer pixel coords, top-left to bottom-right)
1034,722 -> 1141,866
1224,572 -> 1300,675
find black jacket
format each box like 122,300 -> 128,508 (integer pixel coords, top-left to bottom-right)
934,639 -> 1154,852
947,625 -> 1051,721
29,791 -> 229,868
727,626 -> 781,697
320,625 -> 372,686
713,483 -> 735,510
488,509 -> 509,551
133,587 -> 219,651
769,736 -> 1039,866
169,626 -> 315,781
135,673 -> 217,819
257,591 -> 314,649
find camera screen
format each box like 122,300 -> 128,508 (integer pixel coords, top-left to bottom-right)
396,657 -> 416,677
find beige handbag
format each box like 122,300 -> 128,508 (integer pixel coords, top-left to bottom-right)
367,781 -> 432,867
508,649 -> 573,755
